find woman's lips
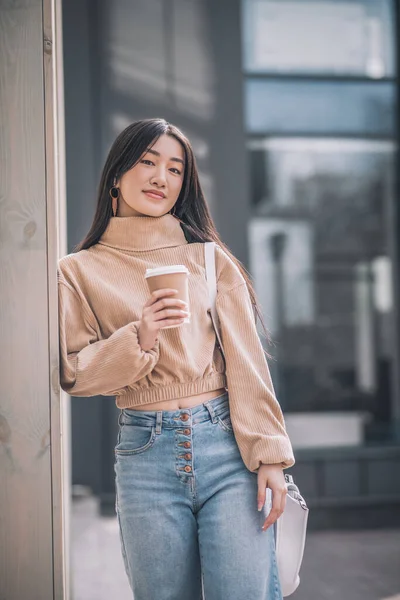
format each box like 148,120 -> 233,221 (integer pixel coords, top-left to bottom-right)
143,191 -> 165,200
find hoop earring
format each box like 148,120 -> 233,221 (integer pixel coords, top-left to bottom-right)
109,186 -> 119,217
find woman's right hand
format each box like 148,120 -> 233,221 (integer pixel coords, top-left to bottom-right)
138,289 -> 190,351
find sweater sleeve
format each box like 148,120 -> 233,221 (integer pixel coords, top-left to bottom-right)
216,281 -> 295,473
58,278 -> 160,397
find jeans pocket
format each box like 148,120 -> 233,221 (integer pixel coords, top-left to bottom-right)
216,410 -> 234,433
115,424 -> 156,456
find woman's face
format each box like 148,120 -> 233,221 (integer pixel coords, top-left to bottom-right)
116,134 -> 185,217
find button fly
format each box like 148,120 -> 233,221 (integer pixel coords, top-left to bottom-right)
175,423 -> 193,481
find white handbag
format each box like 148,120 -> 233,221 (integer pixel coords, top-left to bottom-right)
204,241 -> 309,597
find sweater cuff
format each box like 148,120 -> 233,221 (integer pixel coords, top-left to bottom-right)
245,435 -> 295,473
130,321 -> 160,360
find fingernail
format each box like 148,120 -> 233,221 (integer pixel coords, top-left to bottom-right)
257,503 -> 263,511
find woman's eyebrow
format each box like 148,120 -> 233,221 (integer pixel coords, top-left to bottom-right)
146,148 -> 185,166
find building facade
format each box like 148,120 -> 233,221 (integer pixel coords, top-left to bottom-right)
63,0 -> 400,527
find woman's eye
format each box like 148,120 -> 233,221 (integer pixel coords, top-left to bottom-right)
141,159 -> 181,175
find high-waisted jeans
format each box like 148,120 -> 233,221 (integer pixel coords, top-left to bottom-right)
114,391 -> 283,600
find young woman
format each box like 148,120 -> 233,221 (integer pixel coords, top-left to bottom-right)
58,118 -> 295,600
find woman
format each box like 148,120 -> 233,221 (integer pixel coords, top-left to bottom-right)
58,118 -> 295,600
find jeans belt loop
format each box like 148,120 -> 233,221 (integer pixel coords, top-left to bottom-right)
155,411 -> 162,435
203,401 -> 218,424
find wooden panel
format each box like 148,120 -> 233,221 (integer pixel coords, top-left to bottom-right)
0,0 -> 67,598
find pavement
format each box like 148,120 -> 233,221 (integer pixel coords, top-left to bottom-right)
72,495 -> 400,600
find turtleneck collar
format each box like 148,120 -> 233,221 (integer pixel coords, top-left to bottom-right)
98,213 -> 188,252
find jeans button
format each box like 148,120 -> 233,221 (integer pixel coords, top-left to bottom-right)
183,429 -> 191,435
184,465 -> 192,472
184,441 -> 191,448
184,453 -> 192,460
181,414 -> 189,421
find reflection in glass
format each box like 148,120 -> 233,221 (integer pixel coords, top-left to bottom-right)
248,138 -> 396,446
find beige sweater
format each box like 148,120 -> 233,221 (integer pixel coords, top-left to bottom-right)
57,213 -> 295,472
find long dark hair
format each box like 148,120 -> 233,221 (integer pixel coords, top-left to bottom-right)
74,118 -> 270,342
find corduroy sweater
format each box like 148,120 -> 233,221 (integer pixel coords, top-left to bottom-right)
57,213 -> 295,472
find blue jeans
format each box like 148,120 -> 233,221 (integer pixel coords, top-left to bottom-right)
114,391 -> 283,600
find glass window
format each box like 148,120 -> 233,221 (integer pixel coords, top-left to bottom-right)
242,0 -> 395,77
245,78 -> 395,136
248,137 -> 396,446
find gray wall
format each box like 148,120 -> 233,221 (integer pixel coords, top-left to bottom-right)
63,0 -> 104,496
62,0 -> 250,499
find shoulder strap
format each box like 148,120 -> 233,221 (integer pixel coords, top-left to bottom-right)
204,242 -> 225,357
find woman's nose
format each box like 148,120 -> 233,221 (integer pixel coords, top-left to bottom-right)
150,168 -> 167,186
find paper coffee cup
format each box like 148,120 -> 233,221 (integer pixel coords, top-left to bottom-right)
145,265 -> 190,329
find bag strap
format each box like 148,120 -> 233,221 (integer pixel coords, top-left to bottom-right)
204,242 -> 225,357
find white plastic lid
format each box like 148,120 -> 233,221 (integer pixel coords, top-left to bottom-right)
145,265 -> 189,278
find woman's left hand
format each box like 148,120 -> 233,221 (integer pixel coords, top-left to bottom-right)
257,463 -> 287,531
